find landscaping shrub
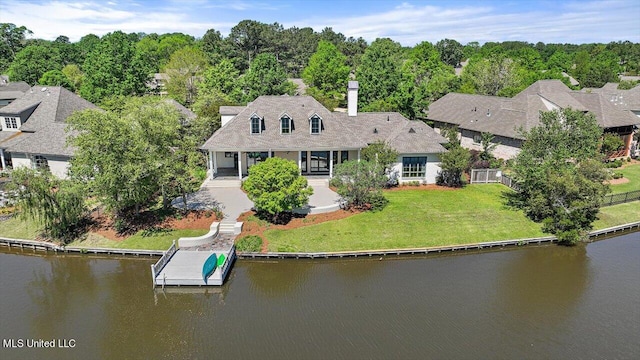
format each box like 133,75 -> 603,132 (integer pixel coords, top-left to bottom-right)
332,160 -> 389,211
612,172 -> 624,179
605,159 -> 623,168
236,235 -> 262,252
114,218 -> 127,234
193,168 -> 207,182
367,192 -> 389,211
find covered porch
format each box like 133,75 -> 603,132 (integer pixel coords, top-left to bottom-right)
207,149 -> 360,180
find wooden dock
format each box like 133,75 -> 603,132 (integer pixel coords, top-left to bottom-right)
152,246 -> 236,287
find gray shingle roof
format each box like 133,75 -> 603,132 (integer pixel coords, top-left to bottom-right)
0,81 -> 30,93
583,83 -> 640,112
428,80 -> 640,140
202,95 -> 447,154
0,81 -> 30,101
0,86 -> 97,156
220,106 -> 246,115
164,98 -> 196,120
6,123 -> 76,156
337,112 -> 448,153
202,95 -> 368,151
0,86 -> 97,132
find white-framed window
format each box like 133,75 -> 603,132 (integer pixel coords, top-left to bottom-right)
250,115 -> 261,134
402,156 -> 427,178
281,115 -> 291,134
33,155 -> 49,170
4,117 -> 18,129
224,152 -> 234,158
310,116 -> 321,134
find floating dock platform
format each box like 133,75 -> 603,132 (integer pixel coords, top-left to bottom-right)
151,243 -> 235,287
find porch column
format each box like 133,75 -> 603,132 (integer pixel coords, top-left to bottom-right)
357,149 -> 361,162
298,151 -> 302,175
329,151 -> 333,178
268,149 -> 272,158
238,151 -> 242,180
0,148 -> 5,170
212,151 -> 218,176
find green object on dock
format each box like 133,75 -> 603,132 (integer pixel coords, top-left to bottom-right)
217,253 -> 226,267
202,253 -> 218,285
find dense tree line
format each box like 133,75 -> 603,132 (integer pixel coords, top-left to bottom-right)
1,21 -> 638,119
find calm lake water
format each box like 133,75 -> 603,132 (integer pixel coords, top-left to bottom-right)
1,233 -> 639,359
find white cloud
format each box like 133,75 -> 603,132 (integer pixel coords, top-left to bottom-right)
0,0 -> 638,44
0,0 -> 233,41
292,0 -> 640,45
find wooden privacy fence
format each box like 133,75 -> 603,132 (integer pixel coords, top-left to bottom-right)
500,174 -> 520,191
470,169 -> 501,184
601,190 -> 640,206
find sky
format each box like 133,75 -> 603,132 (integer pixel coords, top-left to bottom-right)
1,0 -> 639,45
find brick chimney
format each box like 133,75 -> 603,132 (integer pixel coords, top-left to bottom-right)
348,81 -> 358,117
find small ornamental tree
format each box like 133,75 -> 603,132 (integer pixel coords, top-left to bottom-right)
437,145 -> 471,187
242,157 -> 313,222
360,141 -> 399,183
480,132 -> 498,161
10,168 -> 87,242
330,160 -> 389,211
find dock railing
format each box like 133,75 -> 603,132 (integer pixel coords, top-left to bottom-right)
151,240 -> 177,285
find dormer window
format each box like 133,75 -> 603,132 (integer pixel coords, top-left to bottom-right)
310,115 -> 321,134
281,115 -> 291,134
250,115 -> 261,134
4,117 -> 18,129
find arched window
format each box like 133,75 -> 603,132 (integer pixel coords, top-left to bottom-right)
281,115 -> 291,134
310,115 -> 321,134
250,115 -> 261,134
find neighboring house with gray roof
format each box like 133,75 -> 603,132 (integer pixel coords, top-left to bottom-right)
428,80 -> 639,159
0,81 -> 30,108
0,86 -> 97,177
201,81 -> 448,184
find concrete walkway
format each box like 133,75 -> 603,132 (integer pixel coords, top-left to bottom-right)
172,187 -> 253,222
295,186 -> 343,214
173,184 -> 342,219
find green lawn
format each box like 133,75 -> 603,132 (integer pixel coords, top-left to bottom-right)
265,184 -> 640,253
595,202 -> 640,229
265,185 -> 546,252
610,164 -> 640,194
67,229 -> 208,250
0,215 -> 42,239
0,214 -> 207,250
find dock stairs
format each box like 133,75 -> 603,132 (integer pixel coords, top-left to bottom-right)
219,220 -> 237,234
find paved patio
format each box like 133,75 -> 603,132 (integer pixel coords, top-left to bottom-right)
173,183 -> 342,220
172,186 -> 253,221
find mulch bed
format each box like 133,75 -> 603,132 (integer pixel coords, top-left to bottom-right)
89,209 -> 217,241
606,177 -> 630,185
